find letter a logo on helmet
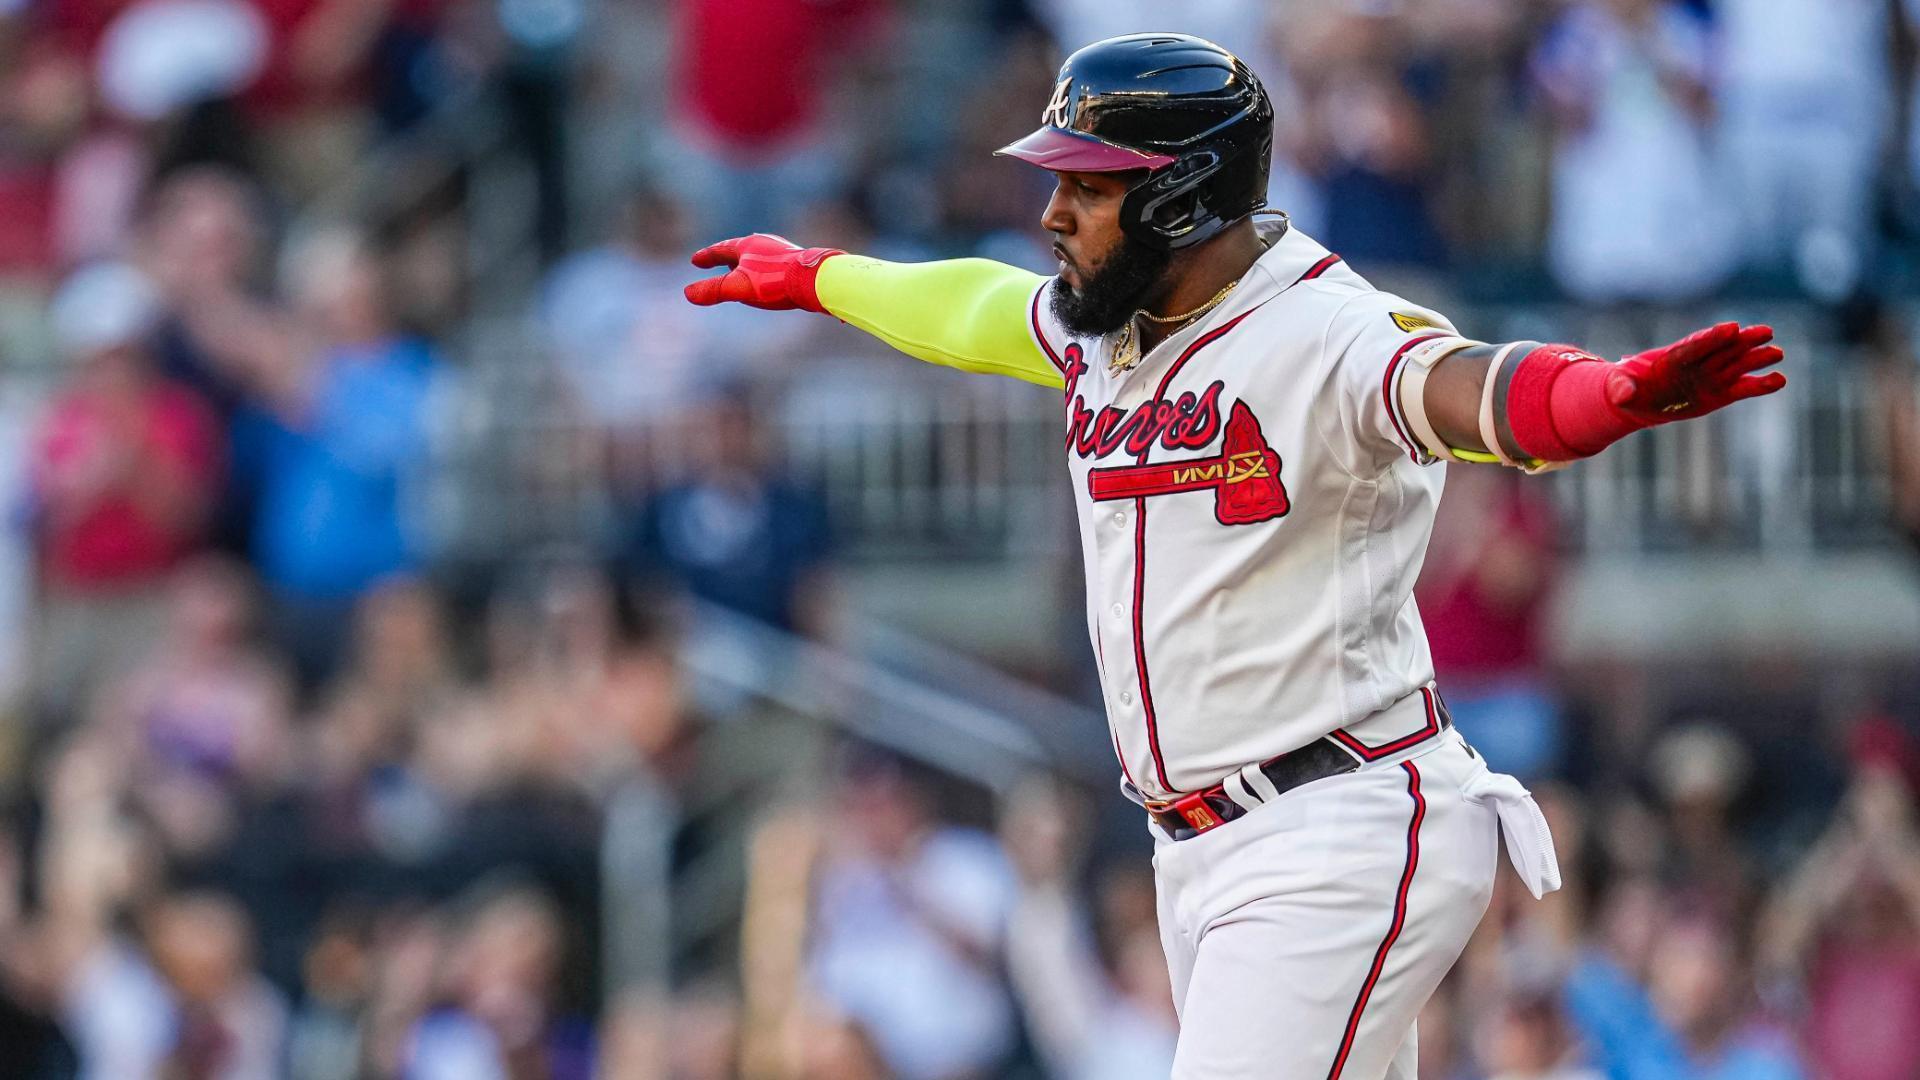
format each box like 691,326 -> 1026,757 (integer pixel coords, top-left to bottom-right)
997,33 -> 1275,251
1043,78 -> 1073,129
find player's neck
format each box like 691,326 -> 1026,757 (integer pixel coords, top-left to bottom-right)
1135,222 -> 1267,353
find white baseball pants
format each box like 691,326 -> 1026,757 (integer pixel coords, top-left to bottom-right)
1152,730 -> 1557,1080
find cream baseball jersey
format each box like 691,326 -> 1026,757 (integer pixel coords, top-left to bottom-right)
1027,218 -> 1463,800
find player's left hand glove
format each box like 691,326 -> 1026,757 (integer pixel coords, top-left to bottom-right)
683,234 -> 844,313
1605,321 -> 1786,424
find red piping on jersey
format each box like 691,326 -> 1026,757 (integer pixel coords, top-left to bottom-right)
1380,334 -> 1446,463
1129,306 -> 1265,792
1130,501 -> 1166,788
1330,686 -> 1444,762
1031,285 -> 1066,374
1326,760 -> 1425,1080
1294,252 -> 1343,286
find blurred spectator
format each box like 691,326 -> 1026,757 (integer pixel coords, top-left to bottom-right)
665,0 -> 890,238
233,229 -> 445,687
303,580 -> 469,865
1532,0 -> 1737,303
1476,989 -> 1603,1080
1419,467 -> 1563,778
238,0 -> 391,201
1648,724 -> 1755,914
401,883 -> 594,1080
128,166 -> 282,559
143,891 -> 289,1079
89,556 -> 293,862
44,811 -> 288,1080
1401,0 -> 1550,264
1288,7 -> 1449,270
626,382 -> 833,637
939,28 -> 1062,265
23,0 -> 277,273
27,261 -> 221,726
298,906 -> 449,1079
137,166 -> 274,419
284,904 -> 375,1080
1565,909 -> 1803,1080
806,752 -> 1019,1080
1760,718 -> 1920,1080
1715,0 -> 1889,295
469,562 -> 685,799
1001,778 -> 1176,1080
330,576 -> 459,731
0,815 -> 81,1075
539,183 -> 724,442
0,43 -> 89,276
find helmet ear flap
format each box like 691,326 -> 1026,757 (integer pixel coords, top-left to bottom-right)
1123,149 -> 1226,249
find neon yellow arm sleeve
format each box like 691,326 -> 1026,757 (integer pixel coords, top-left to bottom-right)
813,255 -> 1064,390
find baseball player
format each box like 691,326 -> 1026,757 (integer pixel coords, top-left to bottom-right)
683,33 -> 1786,1080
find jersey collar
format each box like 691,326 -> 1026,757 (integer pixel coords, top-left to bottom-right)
1245,213 -> 1341,294
1110,214 -> 1338,387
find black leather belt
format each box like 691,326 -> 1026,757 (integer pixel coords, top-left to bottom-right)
1148,712 -> 1453,841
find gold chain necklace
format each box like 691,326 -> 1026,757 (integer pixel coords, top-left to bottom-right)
1108,281 -> 1239,375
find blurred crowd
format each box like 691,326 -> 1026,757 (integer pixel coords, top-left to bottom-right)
1,0 -> 1919,1077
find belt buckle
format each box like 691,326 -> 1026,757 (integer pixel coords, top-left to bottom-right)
1147,790 -> 1224,834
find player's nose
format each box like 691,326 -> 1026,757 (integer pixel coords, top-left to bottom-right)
1041,179 -> 1075,237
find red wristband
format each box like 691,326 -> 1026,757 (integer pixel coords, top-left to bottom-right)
1506,345 -> 1648,461
788,247 -> 842,314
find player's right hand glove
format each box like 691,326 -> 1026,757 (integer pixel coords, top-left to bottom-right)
1605,322 -> 1786,424
683,234 -> 843,313
1507,322 -> 1786,461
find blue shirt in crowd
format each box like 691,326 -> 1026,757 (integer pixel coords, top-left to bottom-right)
629,477 -> 830,631
237,338 -> 440,601
1564,950 -> 1805,1080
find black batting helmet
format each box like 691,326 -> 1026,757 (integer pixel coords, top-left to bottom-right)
998,33 -> 1274,251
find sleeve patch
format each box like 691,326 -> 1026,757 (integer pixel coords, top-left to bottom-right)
1390,312 -> 1438,333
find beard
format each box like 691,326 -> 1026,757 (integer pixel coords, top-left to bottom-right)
1049,234 -> 1173,337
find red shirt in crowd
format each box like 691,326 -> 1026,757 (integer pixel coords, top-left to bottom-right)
675,0 -> 885,153
31,378 -> 221,591
1417,478 -> 1558,681
1807,939 -> 1920,1080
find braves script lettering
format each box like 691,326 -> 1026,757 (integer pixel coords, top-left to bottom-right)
1060,345 -> 1224,460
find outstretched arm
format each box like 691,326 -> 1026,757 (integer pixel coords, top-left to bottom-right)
1399,323 -> 1786,468
684,234 -> 1063,389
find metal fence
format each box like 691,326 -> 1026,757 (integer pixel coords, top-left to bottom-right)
1466,303 -> 1904,555
416,302 -> 1915,563
0,296 -> 1906,564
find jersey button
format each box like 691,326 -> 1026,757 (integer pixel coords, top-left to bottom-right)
1111,511 -> 1126,526
1119,689 -> 1134,705
1110,603 -> 1124,619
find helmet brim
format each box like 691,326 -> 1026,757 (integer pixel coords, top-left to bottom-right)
994,127 -> 1175,172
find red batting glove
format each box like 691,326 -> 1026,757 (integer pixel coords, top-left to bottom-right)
1606,321 -> 1787,422
1509,322 -> 1787,460
683,234 -> 843,314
